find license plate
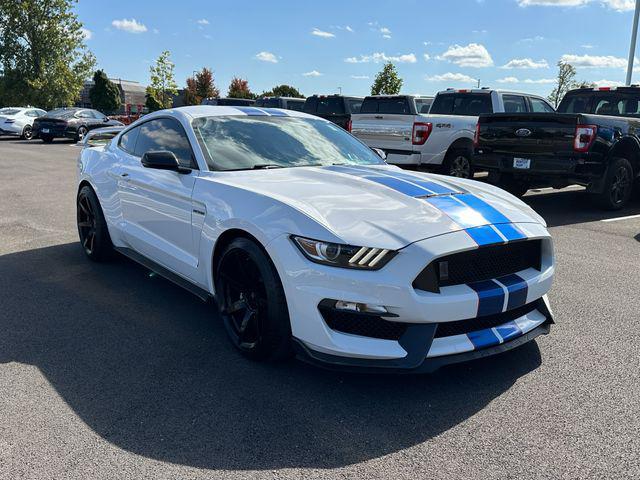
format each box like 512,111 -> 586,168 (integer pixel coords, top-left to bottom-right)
513,157 -> 531,169
41,128 -> 49,133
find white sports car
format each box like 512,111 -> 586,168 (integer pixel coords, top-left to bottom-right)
0,107 -> 47,139
76,106 -> 555,372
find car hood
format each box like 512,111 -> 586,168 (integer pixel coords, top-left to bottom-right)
205,164 -> 545,250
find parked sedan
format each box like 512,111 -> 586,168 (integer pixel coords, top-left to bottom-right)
0,107 -> 47,139
33,107 -> 123,143
76,105 -> 555,373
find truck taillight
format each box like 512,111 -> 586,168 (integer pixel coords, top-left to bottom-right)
574,124 -> 597,152
473,122 -> 481,147
346,119 -> 352,132
412,122 -> 432,145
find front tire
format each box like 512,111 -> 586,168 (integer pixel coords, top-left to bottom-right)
215,237 -> 292,361
593,157 -> 634,210
442,149 -> 474,179
75,126 -> 87,142
77,185 -> 113,261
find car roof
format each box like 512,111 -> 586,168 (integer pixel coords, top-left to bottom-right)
144,106 -> 322,121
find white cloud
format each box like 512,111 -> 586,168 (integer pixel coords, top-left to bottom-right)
518,35 -> 545,43
502,58 -> 549,69
312,28 -> 335,38
345,25 -> 354,32
351,75 -> 370,79
344,52 -> 417,63
560,53 -> 627,68
111,18 -> 147,34
380,27 -> 391,34
196,18 -> 209,25
438,43 -> 493,68
497,76 -> 520,83
592,79 -> 624,86
255,51 -> 278,63
80,27 -> 92,40
517,0 -> 634,11
581,44 -> 595,49
303,70 -> 323,77
523,78 -> 556,84
423,53 -> 431,61
425,72 -> 478,83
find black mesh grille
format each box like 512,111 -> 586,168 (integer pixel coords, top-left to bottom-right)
414,240 -> 542,292
434,300 -> 542,338
319,303 -> 408,341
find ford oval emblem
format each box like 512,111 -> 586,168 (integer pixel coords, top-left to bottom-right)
515,128 -> 532,137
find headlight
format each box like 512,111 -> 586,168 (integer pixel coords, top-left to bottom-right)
291,236 -> 396,270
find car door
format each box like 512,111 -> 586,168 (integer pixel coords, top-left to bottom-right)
117,117 -> 201,278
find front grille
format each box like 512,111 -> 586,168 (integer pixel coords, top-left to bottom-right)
318,302 -> 408,341
414,239 -> 542,293
434,301 -> 541,338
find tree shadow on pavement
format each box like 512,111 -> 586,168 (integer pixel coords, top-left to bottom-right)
0,243 -> 543,470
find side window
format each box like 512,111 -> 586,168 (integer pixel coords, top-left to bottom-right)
26,110 -> 39,117
119,126 -> 140,155
78,110 -> 94,119
530,97 -> 555,113
134,118 -> 195,168
347,99 -> 362,113
93,110 -> 107,121
303,97 -> 318,113
503,95 -> 527,113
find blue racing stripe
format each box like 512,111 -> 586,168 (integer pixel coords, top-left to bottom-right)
497,273 -> 529,310
426,195 -> 487,228
468,280 -> 505,317
454,193 -> 511,224
360,168 -> 459,195
494,223 -> 527,241
495,321 -> 522,342
467,328 -> 501,349
465,225 -> 504,246
325,165 -> 432,196
233,106 -> 269,116
264,108 -> 288,116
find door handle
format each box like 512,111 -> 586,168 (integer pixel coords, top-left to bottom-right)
120,173 -> 129,178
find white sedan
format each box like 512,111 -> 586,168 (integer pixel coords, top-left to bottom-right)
0,107 -> 47,139
76,106 -> 555,372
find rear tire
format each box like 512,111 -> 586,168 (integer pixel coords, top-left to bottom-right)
215,237 -> 292,362
593,157 -> 633,210
21,125 -> 33,140
77,185 -> 113,261
442,149 -> 474,179
75,126 -> 87,142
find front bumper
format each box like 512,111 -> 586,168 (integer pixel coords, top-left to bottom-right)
268,224 -> 554,372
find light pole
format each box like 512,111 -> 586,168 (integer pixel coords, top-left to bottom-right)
626,0 -> 640,85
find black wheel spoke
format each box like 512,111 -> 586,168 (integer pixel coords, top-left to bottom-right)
224,298 -> 246,315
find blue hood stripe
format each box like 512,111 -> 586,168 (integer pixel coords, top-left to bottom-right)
232,106 -> 269,116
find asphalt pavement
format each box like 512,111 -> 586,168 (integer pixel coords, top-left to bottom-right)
0,137 -> 638,479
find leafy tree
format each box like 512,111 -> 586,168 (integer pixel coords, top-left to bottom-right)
89,70 -> 121,113
228,77 -> 255,99
145,87 -> 163,112
0,0 -> 96,109
370,62 -> 403,95
195,67 -> 219,100
147,50 -> 178,110
261,84 -> 304,98
184,76 -> 199,106
548,61 -> 577,108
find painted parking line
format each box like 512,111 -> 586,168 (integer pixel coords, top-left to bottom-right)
601,214 -> 640,223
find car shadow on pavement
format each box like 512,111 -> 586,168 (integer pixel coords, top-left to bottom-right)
523,188 -> 640,227
0,243 -> 543,470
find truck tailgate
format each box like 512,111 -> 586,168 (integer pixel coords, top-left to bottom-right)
477,113 -> 579,156
351,113 -> 417,151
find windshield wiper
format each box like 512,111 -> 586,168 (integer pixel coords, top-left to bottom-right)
250,164 -> 283,170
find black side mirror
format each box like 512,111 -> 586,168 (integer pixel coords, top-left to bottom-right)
141,151 -> 190,173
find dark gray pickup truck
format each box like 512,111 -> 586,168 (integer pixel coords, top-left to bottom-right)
473,86 -> 640,209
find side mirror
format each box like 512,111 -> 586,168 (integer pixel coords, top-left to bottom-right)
141,151 -> 190,173
372,148 -> 387,160
103,117 -> 110,122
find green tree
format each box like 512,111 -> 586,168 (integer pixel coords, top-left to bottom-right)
261,84 -> 304,98
370,62 -> 403,95
0,0 -> 96,109
89,70 -> 121,113
184,76 -> 199,106
147,50 -> 178,110
195,67 -> 219,100
145,87 -> 163,112
548,61 -> 577,108
228,77 -> 255,99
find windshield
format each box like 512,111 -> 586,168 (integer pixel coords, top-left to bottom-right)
0,108 -> 21,115
192,116 -> 385,171
46,109 -> 78,118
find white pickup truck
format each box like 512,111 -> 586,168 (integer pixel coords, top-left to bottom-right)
351,90 -> 555,178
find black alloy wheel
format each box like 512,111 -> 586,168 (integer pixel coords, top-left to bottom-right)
595,157 -> 634,210
216,237 -> 292,361
76,186 -> 112,261
449,154 -> 472,178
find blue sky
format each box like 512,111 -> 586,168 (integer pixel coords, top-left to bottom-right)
76,0 -> 638,98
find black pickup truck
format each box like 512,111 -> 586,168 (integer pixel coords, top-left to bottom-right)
473,86 -> 640,209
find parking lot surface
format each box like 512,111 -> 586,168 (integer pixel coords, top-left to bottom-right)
1,138 -> 639,480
